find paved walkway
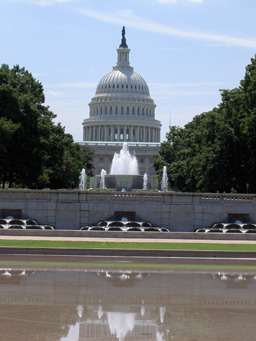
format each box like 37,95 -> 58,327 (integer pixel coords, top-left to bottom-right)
0,235 -> 256,244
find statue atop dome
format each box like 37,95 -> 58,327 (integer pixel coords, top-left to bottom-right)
119,26 -> 128,48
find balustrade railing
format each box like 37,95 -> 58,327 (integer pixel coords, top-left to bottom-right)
0,189 -> 255,205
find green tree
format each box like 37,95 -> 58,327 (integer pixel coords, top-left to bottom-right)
155,55 -> 256,193
81,145 -> 94,177
0,64 -> 93,189
0,117 -> 20,188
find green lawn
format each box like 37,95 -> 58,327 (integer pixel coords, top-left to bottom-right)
0,260 -> 256,271
0,239 -> 256,251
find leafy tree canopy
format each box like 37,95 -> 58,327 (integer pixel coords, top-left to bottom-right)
0,64 -> 93,189
154,55 -> 256,193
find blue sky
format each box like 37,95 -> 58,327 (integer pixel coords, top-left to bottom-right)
1,0 -> 256,142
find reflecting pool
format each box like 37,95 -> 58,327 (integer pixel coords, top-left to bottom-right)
0,257 -> 256,340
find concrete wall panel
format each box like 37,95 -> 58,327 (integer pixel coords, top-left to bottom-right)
1,190 -> 256,231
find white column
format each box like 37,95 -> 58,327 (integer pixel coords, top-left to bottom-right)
124,125 -> 127,141
135,126 -> 139,141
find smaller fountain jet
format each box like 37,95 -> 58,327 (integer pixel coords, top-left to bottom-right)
100,169 -> 107,189
143,173 -> 148,190
161,166 -> 168,191
79,168 -> 86,190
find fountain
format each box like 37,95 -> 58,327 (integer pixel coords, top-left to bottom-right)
161,166 -> 168,191
90,143 -> 158,191
143,173 -> 148,190
100,169 -> 107,189
110,142 -> 139,175
79,168 -> 86,190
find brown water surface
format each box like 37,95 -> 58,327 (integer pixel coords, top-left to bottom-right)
0,257 -> 256,340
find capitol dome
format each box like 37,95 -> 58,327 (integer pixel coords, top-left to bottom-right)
82,27 -> 161,143
95,69 -> 150,96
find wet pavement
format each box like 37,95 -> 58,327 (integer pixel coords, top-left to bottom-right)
1,235 -> 256,244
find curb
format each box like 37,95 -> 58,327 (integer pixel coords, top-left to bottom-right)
0,230 -> 256,241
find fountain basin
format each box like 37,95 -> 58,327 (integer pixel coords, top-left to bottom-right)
90,175 -> 158,191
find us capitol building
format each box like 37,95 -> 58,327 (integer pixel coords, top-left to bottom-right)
80,27 -> 162,176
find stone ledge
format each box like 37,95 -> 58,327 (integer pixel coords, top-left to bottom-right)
0,230 -> 256,240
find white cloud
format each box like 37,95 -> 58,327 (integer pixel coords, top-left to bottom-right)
47,90 -> 65,97
48,82 -> 97,88
7,0 -> 74,6
76,8 -> 256,49
151,84 -> 218,97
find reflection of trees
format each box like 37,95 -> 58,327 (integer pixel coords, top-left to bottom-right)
0,304 -> 78,341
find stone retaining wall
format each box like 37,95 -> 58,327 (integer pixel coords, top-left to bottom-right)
0,189 -> 256,231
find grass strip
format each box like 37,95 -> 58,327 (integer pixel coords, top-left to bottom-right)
0,239 -> 256,251
1,260 -> 256,271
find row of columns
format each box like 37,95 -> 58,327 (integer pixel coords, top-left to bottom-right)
83,125 -> 160,142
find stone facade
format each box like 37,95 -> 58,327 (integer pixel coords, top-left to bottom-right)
80,141 -> 159,176
1,189 -> 256,231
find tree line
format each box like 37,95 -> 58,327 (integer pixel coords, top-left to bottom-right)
0,64 -> 93,189
154,55 -> 256,193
